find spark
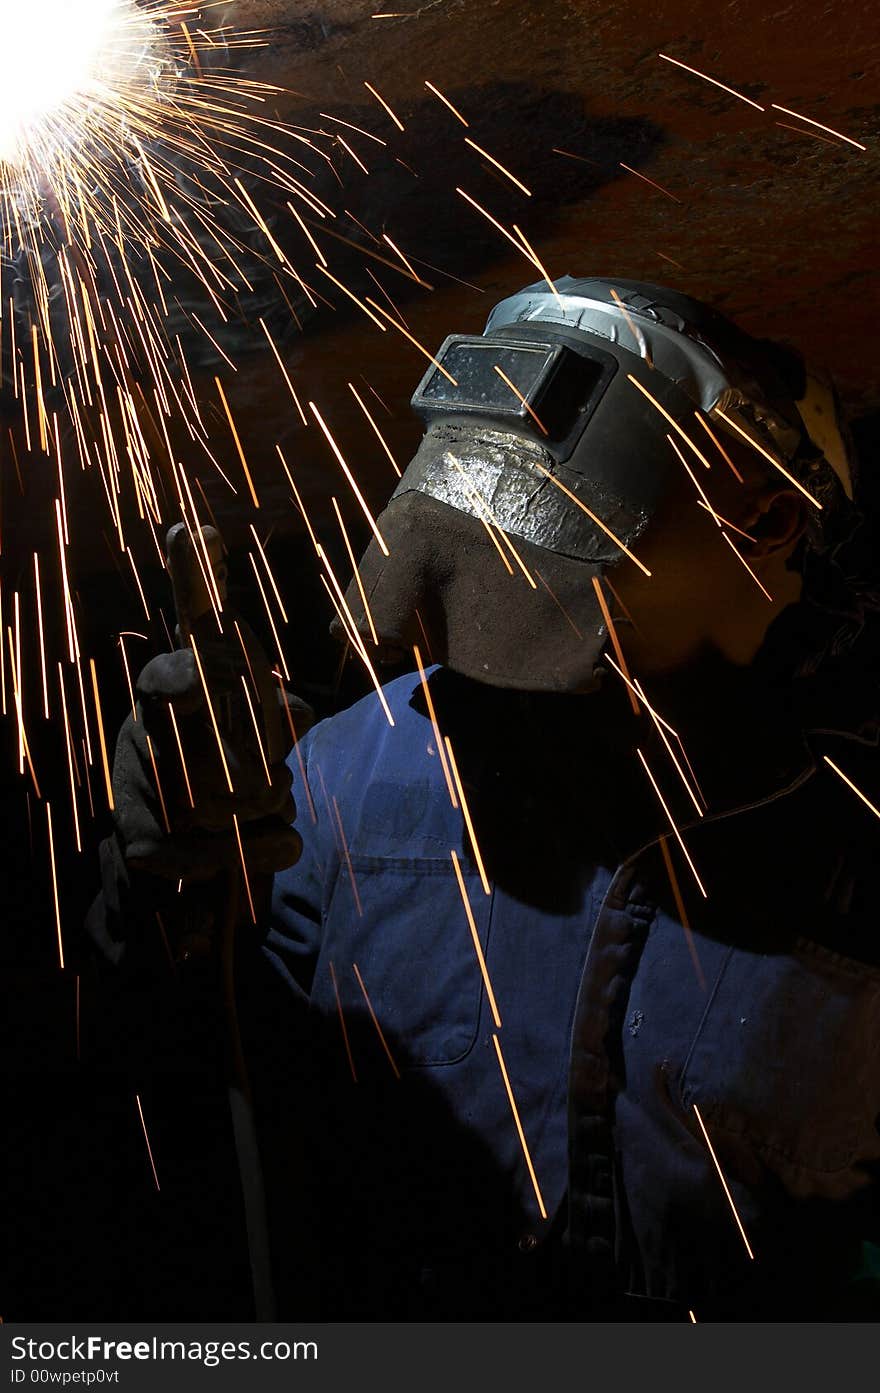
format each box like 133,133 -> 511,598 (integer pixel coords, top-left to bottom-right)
241,675 -> 271,785
618,162 -> 682,203
249,524 -> 288,623
774,121 -> 841,147
658,835 -> 706,993
424,80 -> 468,126
46,802 -> 64,970
329,961 -> 358,1083
232,812 -> 257,923
610,287 -> 653,367
465,137 -> 531,195
328,797 -> 362,917
694,413 -> 744,482
382,233 -> 431,286
319,112 -> 387,146
348,381 -> 401,476
58,664 -> 82,853
769,104 -> 866,151
189,632 -> 234,794
353,962 -> 400,1078
277,445 -> 321,552
144,731 -> 171,835
627,374 -> 713,470
444,736 -> 491,895
365,296 -> 459,385
215,377 -> 260,509
592,577 -> 639,715
317,264 -> 388,329
636,748 -> 707,898
33,554 -> 49,718
529,457 -> 652,576
451,850 -> 501,1028
658,53 -> 765,111
309,401 -> 390,555
413,643 -> 458,808
493,363 -> 548,435
167,703 -> 195,809
363,81 -> 405,131
823,756 -> 880,820
693,1104 -> 754,1259
317,547 -> 395,726
332,498 -> 379,645
511,224 -> 564,308
714,408 -> 822,509
456,187 -> 541,268
247,551 -> 291,682
135,1094 -> 160,1193
492,1034 -> 547,1219
89,658 -> 115,812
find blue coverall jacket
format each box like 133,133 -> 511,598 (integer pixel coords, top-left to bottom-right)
256,647 -> 880,1322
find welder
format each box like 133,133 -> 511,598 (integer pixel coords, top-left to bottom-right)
89,277 -> 880,1321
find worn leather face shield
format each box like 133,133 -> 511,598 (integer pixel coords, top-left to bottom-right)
339,276 -> 853,693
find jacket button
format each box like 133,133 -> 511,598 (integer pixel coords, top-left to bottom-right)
518,1233 -> 538,1252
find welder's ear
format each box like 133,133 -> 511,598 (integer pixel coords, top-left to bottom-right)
745,486 -> 809,560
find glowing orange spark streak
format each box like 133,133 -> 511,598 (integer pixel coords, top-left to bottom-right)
144,732 -> 171,835
348,381 -> 401,476
7,628 -> 39,796
694,413 -> 743,482
631,676 -> 706,815
328,961 -> 358,1082
315,265 -> 387,330
215,377 -> 260,508
56,500 -> 78,663
492,363 -> 548,435
319,112 -> 387,145
636,748 -> 707,898
658,835 -> 706,993
424,80 -> 468,125
232,812 -> 257,923
719,531 -> 773,602
126,547 -> 152,622
610,287 -> 653,367
714,408 -> 821,509
693,1103 -> 754,1258
444,737 -> 490,895
769,104 -> 866,151
309,402 -> 390,555
658,53 -> 765,110
46,802 -> 63,970
33,554 -> 49,718
135,1094 -> 160,1193
240,674 -> 272,785
363,81 -> 404,131
331,498 -> 379,645
626,375 -> 713,470
89,659 -> 115,812
352,962 -> 400,1077
451,850 -> 501,1028
774,121 -> 840,147
619,162 -> 681,203
381,233 -> 431,286
189,633 -> 234,793
413,644 -> 457,808
364,297 -> 459,386
286,199 -> 327,267
249,524 -> 288,623
456,187 -> 540,267
277,445 -> 320,551
316,551 -> 395,726
247,552 -> 290,681
440,460 -> 514,577
591,577 -> 639,715
492,1034 -> 547,1218
823,756 -> 880,820
167,703 -> 195,810
529,458 -> 652,575
118,636 -> 137,722
58,664 -> 82,853
534,569 -> 583,638
326,796 -> 362,917
464,137 -> 531,195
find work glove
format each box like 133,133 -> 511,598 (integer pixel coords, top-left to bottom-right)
89,522 -> 313,971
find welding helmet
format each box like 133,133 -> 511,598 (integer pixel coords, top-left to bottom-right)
341,276 -> 855,692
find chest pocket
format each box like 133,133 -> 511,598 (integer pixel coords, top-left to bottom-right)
312,854 -> 494,1070
678,939 -> 880,1177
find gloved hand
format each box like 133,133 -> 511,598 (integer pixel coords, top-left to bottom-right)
89,521 -> 314,971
